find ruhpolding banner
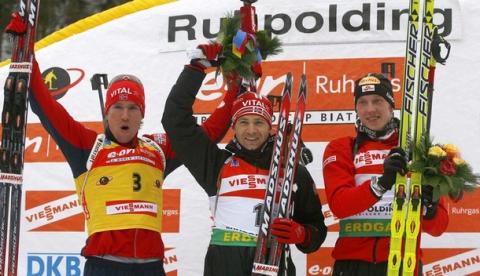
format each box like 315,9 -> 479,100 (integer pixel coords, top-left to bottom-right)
1,0 -> 479,275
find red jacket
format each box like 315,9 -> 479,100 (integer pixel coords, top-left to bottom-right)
322,132 -> 449,264
29,59 -> 236,259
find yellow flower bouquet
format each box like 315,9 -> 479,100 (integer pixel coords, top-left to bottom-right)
409,135 -> 480,202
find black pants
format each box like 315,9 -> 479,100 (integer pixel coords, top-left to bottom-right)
333,260 -> 423,276
83,257 -> 165,276
203,245 -> 296,276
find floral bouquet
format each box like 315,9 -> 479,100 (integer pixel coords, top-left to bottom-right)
409,135 -> 480,202
215,13 -> 282,80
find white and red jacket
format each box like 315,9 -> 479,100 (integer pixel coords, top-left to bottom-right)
322,132 -> 449,263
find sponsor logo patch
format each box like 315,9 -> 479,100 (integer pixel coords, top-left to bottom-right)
361,84 -> 376,92
106,200 -> 157,216
323,155 -> 336,168
359,76 -> 381,86
96,176 -> 112,186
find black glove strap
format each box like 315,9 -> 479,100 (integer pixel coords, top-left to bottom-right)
370,176 -> 386,198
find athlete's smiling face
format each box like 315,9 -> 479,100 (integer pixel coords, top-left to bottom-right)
106,100 -> 143,144
233,115 -> 271,151
356,94 -> 394,131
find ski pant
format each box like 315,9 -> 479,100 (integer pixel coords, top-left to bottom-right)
203,244 -> 296,276
83,256 -> 165,276
332,260 -> 423,276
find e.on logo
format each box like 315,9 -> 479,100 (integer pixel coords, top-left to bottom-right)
307,247 -> 335,275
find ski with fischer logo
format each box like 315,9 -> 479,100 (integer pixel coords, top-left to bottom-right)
388,0 -> 450,274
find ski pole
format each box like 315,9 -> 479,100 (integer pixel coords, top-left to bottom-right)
90,73 -> 108,119
426,27 -> 450,133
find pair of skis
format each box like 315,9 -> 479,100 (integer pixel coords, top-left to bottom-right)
388,0 -> 450,275
0,0 -> 41,275
252,73 -> 307,276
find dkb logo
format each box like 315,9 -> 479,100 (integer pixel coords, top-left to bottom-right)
27,253 -> 84,276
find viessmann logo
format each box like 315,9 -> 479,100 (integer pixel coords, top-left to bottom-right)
164,247 -> 179,276
25,191 -> 85,232
423,249 -> 480,275
25,189 -> 181,233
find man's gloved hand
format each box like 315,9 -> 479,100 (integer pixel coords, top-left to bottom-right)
4,12 -> 27,35
300,141 -> 313,166
370,147 -> 407,197
270,218 -> 306,245
190,43 -> 223,71
422,185 -> 439,219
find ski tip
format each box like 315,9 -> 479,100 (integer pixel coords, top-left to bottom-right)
283,72 -> 293,98
299,74 -> 307,99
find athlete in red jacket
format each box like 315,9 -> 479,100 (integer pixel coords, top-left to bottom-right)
5,13 -> 234,275
322,73 -> 449,276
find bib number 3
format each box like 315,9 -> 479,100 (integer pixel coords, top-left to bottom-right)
133,173 -> 142,191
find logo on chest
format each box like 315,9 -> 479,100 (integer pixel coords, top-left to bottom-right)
226,175 -> 267,189
102,148 -> 156,166
97,176 -> 113,186
354,150 -> 388,168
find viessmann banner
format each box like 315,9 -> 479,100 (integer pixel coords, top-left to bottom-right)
1,0 -> 479,275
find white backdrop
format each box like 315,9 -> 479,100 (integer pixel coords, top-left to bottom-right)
1,0 -> 479,275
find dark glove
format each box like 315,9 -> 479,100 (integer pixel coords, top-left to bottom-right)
370,147 -> 407,196
190,43 -> 223,71
4,12 -> 27,35
270,218 -> 306,245
300,141 -> 313,166
422,185 -> 439,219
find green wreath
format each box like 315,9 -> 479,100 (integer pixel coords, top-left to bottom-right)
215,13 -> 282,79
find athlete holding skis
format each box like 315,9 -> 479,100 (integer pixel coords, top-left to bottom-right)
4,14 -> 237,275
162,45 -> 327,276
322,73 -> 449,276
